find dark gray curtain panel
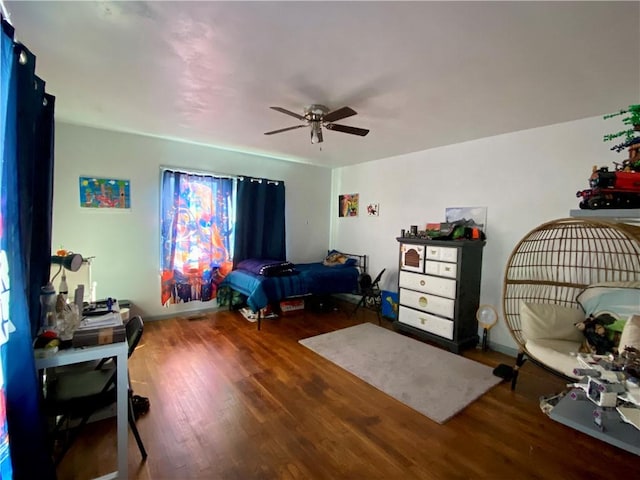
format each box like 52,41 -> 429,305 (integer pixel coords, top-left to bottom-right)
234,177 -> 286,266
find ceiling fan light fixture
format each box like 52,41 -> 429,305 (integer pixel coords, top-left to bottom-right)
310,122 -> 322,144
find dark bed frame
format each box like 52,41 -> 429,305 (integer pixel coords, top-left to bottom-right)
231,252 -> 368,330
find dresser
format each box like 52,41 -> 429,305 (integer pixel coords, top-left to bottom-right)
395,237 -> 485,353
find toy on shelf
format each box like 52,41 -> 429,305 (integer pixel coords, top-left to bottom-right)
603,105 -> 640,149
402,219 -> 485,241
576,104 -> 640,209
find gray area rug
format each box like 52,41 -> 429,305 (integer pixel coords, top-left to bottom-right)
299,323 -> 501,424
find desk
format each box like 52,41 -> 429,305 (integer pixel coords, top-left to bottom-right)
35,341 -> 128,480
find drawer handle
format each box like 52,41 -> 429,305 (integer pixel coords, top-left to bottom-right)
420,317 -> 428,325
444,266 -> 452,272
418,296 -> 428,307
420,280 -> 425,286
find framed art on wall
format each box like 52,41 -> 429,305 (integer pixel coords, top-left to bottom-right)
79,177 -> 131,209
445,206 -> 487,229
338,193 -> 359,217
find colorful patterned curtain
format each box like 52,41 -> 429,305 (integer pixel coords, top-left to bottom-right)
160,170 -> 235,305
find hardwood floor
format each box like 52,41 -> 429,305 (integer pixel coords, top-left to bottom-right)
56,304 -> 639,479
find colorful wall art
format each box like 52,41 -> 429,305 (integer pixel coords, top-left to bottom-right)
338,193 -> 359,217
79,177 -> 131,209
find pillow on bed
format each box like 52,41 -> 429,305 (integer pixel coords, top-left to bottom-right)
236,259 -> 297,277
323,250 -> 357,267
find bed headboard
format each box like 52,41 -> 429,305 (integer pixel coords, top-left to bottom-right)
329,251 -> 367,274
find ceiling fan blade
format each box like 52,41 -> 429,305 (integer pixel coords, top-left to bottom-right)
323,106 -> 357,123
325,123 -> 369,137
264,124 -> 307,135
270,106 -> 306,121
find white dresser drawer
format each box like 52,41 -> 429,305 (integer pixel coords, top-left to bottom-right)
425,245 -> 458,263
399,288 -> 455,318
425,260 -> 457,279
399,270 -> 428,291
400,243 -> 425,272
398,271 -> 456,299
398,305 -> 454,340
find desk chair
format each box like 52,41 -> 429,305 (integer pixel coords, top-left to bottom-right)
45,315 -> 148,465
352,269 -> 385,324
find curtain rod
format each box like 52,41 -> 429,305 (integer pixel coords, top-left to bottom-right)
160,166 -> 237,179
239,176 -> 280,185
160,166 -> 282,185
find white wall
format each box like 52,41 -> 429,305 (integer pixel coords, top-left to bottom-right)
53,116 -> 619,353
330,115 -> 616,354
52,123 -> 332,319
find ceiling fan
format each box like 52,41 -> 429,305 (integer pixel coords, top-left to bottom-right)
264,104 -> 369,144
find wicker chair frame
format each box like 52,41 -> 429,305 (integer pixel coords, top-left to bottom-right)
502,217 -> 640,388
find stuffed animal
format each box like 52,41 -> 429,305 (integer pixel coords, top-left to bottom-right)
575,313 -> 617,355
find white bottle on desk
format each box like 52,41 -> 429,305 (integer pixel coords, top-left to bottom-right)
58,272 -> 68,303
39,283 -> 57,330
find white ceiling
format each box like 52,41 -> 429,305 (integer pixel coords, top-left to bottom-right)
4,1 -> 640,168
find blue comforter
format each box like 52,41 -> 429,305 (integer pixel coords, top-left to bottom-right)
220,261 -> 359,312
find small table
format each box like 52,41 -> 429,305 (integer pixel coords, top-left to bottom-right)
35,341 -> 129,479
550,390 -> 640,456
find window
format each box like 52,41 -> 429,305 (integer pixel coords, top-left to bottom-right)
160,170 -> 235,305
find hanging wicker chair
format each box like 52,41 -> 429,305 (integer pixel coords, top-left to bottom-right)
502,217 -> 640,389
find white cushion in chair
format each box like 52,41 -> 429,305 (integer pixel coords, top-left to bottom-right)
520,302 -> 585,342
525,338 -> 582,379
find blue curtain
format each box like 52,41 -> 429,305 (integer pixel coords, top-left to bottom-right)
1,16 -> 56,479
160,170 -> 235,305
233,177 -> 286,266
15,49 -> 55,340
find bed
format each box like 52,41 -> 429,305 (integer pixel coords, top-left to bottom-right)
219,251 -> 367,329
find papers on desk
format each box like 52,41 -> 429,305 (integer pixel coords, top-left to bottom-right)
73,312 -> 125,347
78,311 -> 122,329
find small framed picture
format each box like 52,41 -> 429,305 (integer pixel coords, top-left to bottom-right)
338,193 -> 359,217
367,203 -> 379,216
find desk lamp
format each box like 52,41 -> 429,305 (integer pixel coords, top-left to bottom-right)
51,253 -> 83,298
51,253 -> 83,280
476,304 -> 498,352
41,254 -> 83,329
